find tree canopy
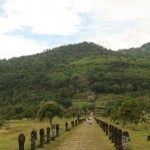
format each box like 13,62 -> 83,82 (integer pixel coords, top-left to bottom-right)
37,101 -> 64,125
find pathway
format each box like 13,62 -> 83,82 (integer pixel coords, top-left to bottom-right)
54,116 -> 115,150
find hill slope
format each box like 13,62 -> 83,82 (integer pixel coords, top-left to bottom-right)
0,42 -> 150,107
117,42 -> 150,57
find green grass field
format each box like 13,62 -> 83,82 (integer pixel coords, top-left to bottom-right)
97,116 -> 150,150
0,117 -> 73,150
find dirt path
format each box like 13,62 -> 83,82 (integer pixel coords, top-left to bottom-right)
54,116 -> 115,150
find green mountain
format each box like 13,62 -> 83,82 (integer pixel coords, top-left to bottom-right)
0,42 -> 150,107
117,42 -> 150,57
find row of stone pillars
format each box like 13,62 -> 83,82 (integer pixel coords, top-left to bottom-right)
95,118 -> 130,150
18,118 -> 86,150
65,118 -> 86,131
18,124 -> 59,150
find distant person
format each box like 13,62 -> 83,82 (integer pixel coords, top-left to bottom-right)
86,117 -> 92,125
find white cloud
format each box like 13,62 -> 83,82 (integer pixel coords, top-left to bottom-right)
0,34 -> 48,59
86,0 -> 150,21
86,19 -> 150,50
1,0 -> 82,35
0,0 -> 150,58
0,0 -> 84,59
78,0 -> 150,49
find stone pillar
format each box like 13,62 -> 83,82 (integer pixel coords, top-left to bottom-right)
51,124 -> 56,140
65,122 -> 68,131
30,130 -> 37,150
111,126 -> 114,143
117,129 -> 123,150
18,133 -> 25,150
46,127 -> 50,144
122,131 -> 130,150
71,121 -> 74,129
75,120 -> 78,126
113,127 -> 118,148
147,135 -> 150,141
39,128 -> 44,147
108,124 -> 112,140
126,131 -> 130,141
106,123 -> 108,135
56,124 -> 59,137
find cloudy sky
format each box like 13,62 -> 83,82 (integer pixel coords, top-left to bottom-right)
0,0 -> 150,59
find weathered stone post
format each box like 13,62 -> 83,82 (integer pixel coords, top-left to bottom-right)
71,121 -> 74,129
56,124 -> 59,137
100,120 -> 102,129
75,120 -> 78,126
39,128 -> 44,147
147,135 -> 150,141
117,129 -> 123,150
108,124 -> 112,140
126,131 -> 130,141
51,124 -> 56,140
106,123 -> 108,135
65,122 -> 68,131
104,122 -> 106,133
111,125 -> 115,143
98,119 -> 100,126
122,131 -> 130,150
30,130 -> 37,150
102,121 -> 105,132
18,133 -> 25,150
113,127 -> 118,148
46,127 -> 50,144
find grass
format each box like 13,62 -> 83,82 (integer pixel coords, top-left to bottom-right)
90,116 -> 114,150
1,93 -> 150,149
97,116 -> 150,150
0,117 -> 74,150
91,93 -> 150,150
72,101 -> 87,107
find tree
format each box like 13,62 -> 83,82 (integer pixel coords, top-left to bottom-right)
67,106 -> 81,119
116,99 -> 142,126
56,98 -> 72,109
82,103 -> 95,114
37,101 -> 64,125
91,82 -> 105,93
24,106 -> 36,120
112,84 -> 121,94
126,84 -> 133,92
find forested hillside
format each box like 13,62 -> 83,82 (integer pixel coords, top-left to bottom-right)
0,42 -> 150,112
117,42 -> 150,57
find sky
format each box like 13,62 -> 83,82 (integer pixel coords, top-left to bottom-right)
0,0 -> 150,59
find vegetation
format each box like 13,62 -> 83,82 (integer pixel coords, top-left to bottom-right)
0,41 -> 150,149
118,42 -> 150,57
0,42 -> 150,115
38,101 -> 64,125
105,96 -> 150,126
0,117 -> 74,150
